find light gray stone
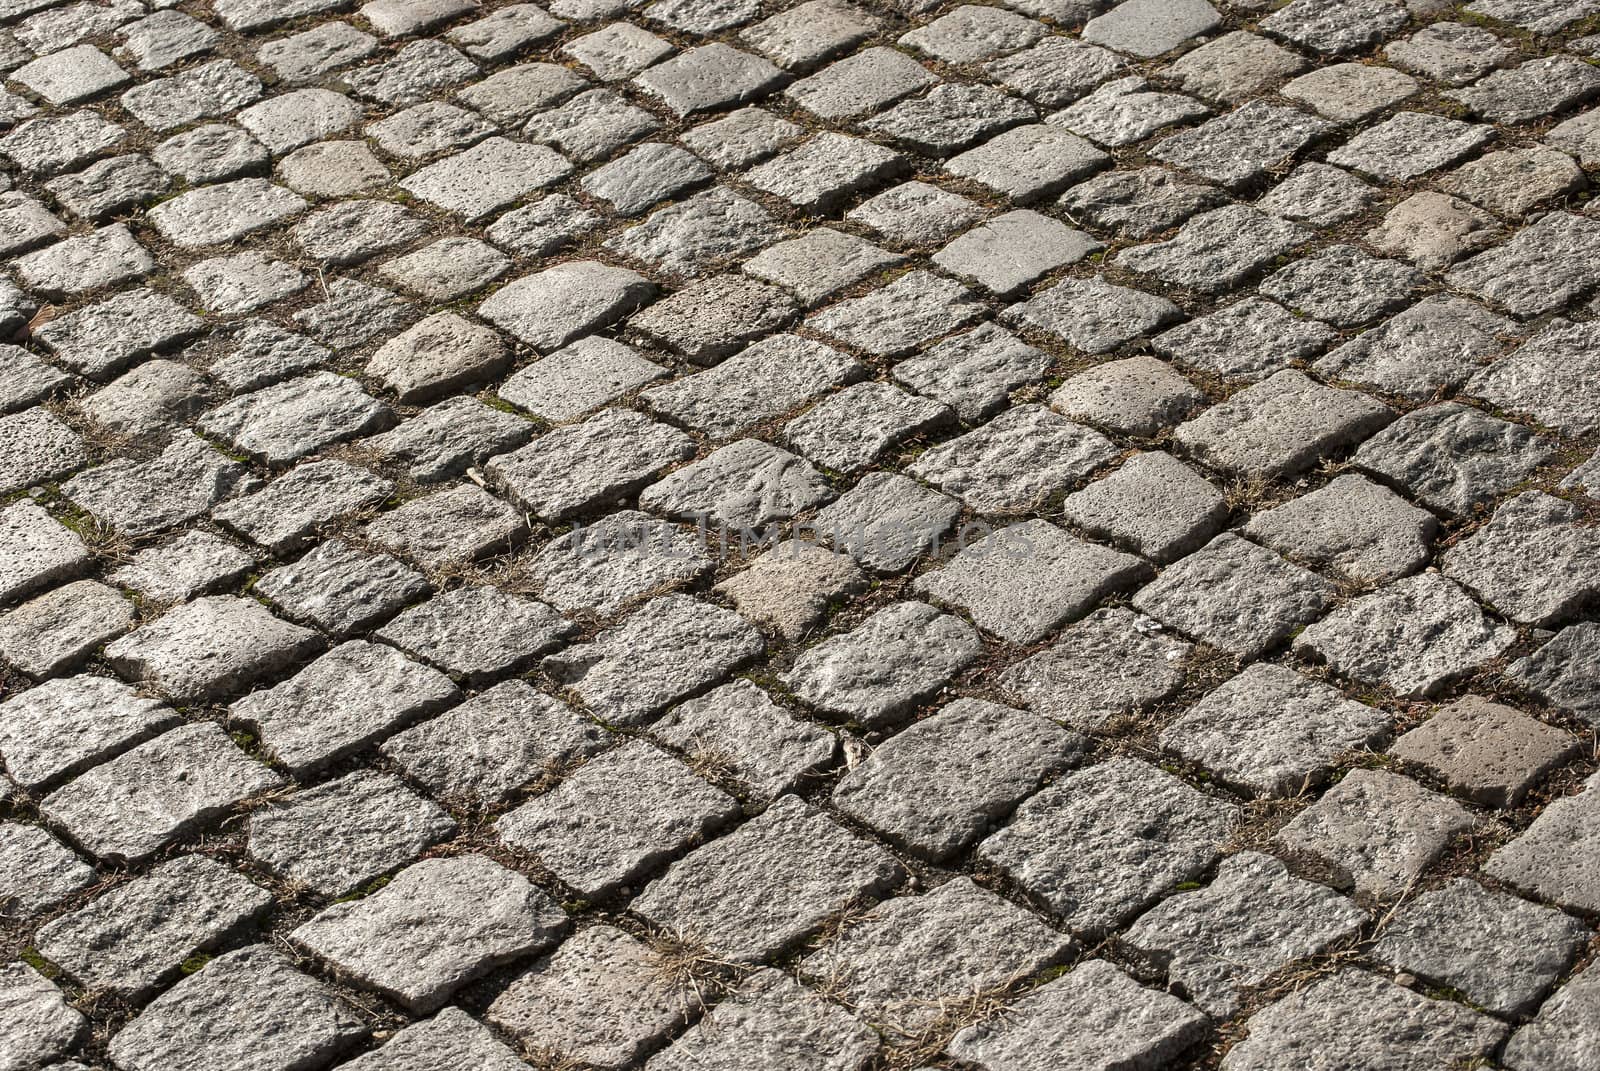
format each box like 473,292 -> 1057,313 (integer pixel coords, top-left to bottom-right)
908,404 -> 1118,514
487,409 -> 694,521
0,674 -> 176,790
0,580 -> 134,679
479,261 -> 655,352
1484,771 -> 1600,914
0,964 -> 86,1071
105,595 -> 319,703
1243,475 -> 1435,584
652,680 -> 836,801
0,501 -> 88,605
375,585 -> 571,682
1503,963 -> 1600,1071
640,439 -> 832,530
0,824 -> 95,920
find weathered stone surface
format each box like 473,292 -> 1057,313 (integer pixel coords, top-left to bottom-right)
375,585 -> 570,681
486,409 -> 694,521
1153,297 -> 1338,381
256,538 -> 429,637
1006,274 -> 1180,354
1316,295 -> 1514,399
632,796 -> 902,962
1484,771 -> 1600,915
1392,696 -> 1578,808
107,945 -> 365,1071
0,963 -> 87,1071
907,404 -> 1118,514
200,372 -> 388,465
212,459 -> 391,554
652,679 -> 836,800
0,823 -> 95,921
479,261 -> 655,352
1243,474 -> 1435,584
1117,205 -> 1309,293
292,855 -> 565,1013
1122,851 -> 1367,1018
808,270 -> 981,357
248,770 -> 454,896
1508,622 -> 1600,726
979,758 -> 1237,935
35,855 -> 271,999
1442,491 -> 1600,628
1502,963 -> 1600,1071
362,483 -> 528,572
640,439 -> 832,530
1448,212 -> 1600,320
105,595 -> 320,703
41,722 -> 281,862
0,674 -> 176,790
338,1009 -> 528,1071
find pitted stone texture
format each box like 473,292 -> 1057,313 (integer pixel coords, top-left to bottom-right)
105,595 -> 319,703
680,106 -> 800,168
522,510 -> 711,617
0,501 -> 88,606
500,337 -> 665,423
1503,965 -> 1600,1071
1118,205 -> 1309,294
0,580 -> 133,679
292,855 -> 565,1014
34,855 -> 271,1000
801,877 -> 1072,1040
0,823 -> 95,921
892,323 -> 1048,423
1372,878 -> 1591,1017
1175,369 -> 1393,480
200,372 -> 388,466
379,237 -> 509,302
1469,320 -> 1600,439
498,740 -> 738,896
1296,573 -> 1514,698
634,42 -> 784,116
256,539 -> 429,638
630,273 -> 796,366
1151,101 -> 1332,190
582,141 -> 711,216
1221,970 -> 1506,1071
1441,147 -> 1586,219
786,381 -> 950,474
1442,491 -> 1600,627
487,409 -> 694,521
146,179 -> 305,249
383,680 -> 606,806
647,967 -> 877,1071
1385,21 -> 1510,85
787,601 -> 980,728
231,641 -> 457,775
1162,664 -> 1390,798
809,473 -> 961,575
1243,474 -> 1435,584
480,261 -> 655,352
35,287 -> 201,380
41,722 -> 281,862
1256,162 -> 1377,227
1353,404 -> 1553,518
544,594 -> 763,725
1257,244 -> 1420,328
849,180 -> 986,246
107,945 -> 365,1071
1132,534 -> 1336,659
1122,851 -> 1367,1018
645,334 -> 860,439
1051,76 -> 1208,149
1315,295 -> 1515,400
833,699 -> 1082,860
213,459 -> 391,554
248,770 -> 454,896
400,136 -> 572,219
809,270 -> 981,358
1154,297 -> 1337,381
1508,622 -> 1600,726
632,795 -> 902,962
784,46 -> 935,120
1273,769 -> 1475,899
368,313 -> 507,405
714,539 -> 864,639
979,758 -> 1237,935
907,404 -> 1118,514
487,925 -> 690,1070
338,1009 -> 528,1071
743,228 -> 902,308
653,679 -> 836,800
0,963 -> 87,1071
1167,30 -> 1306,103
1329,110 -> 1493,183
0,674 -> 177,790
1006,275 -> 1180,355
985,36 -> 1123,109
914,520 -> 1151,644
605,187 -> 777,277
1485,771 -> 1600,915
565,23 -> 675,80
1050,356 -> 1203,438
1059,166 -> 1225,240
949,959 -> 1209,1071
945,123 -> 1109,202
999,607 -> 1190,730
640,439 -> 832,530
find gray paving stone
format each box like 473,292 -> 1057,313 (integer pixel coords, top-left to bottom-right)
213,459 -> 391,554
1080,0 -> 1219,57
0,963 -> 86,1071
744,228 -> 903,307
293,854 -> 563,1014
286,278 -> 415,352
944,123 -> 1108,202
1368,192 -> 1504,272
1151,298 -> 1327,381
499,740 -> 737,895
809,270 -> 981,358
809,471 -> 961,575
1373,877 -> 1591,1018
0,501 -> 87,605
1353,404 -> 1553,517
802,876 -> 1071,1040
1385,20 -> 1509,85
1282,61 -> 1417,122
1256,162 -> 1377,226
865,83 -> 1037,157
834,698 -> 1081,860
1162,663 -> 1391,798
630,273 -> 796,365
908,403 -> 1119,514
0,111 -> 126,175
200,371 -> 388,465
1166,30 -> 1305,103
949,959 -> 1209,1071
377,237 -> 509,302
984,36 -> 1123,109
448,2 -> 562,58
183,253 -> 306,315
1221,970 -> 1505,1071
1117,205 -> 1310,293
1469,319 -> 1600,438
147,178 -> 304,249
0,580 -> 133,679
256,539 -> 430,637
346,38 -> 478,104
0,348 -> 66,418
1150,101 -> 1331,190
999,607 -> 1190,730
1122,850 -> 1367,1018
294,199 -> 429,267
0,674 -> 176,790
1243,474 -> 1435,584
1062,452 -> 1225,565
486,925 -> 690,1069
1059,166 -> 1225,238
647,967 -> 877,1071
108,944 -> 365,1071
713,539 -> 865,639
1443,491 -> 1600,628
119,60 -> 264,133
1132,534 -> 1335,659
521,510 -> 711,617
564,22 -> 674,80
900,4 -> 1044,63
1441,147 -> 1585,219
632,795 -> 902,961
479,261 -> 654,352
786,601 -> 980,728
105,595 -> 319,704
605,186 -> 777,276
375,585 -> 571,681
259,21 -> 378,84
786,382 -> 950,474
640,438 -> 832,530
1486,770 -> 1600,915
231,640 -> 458,775
401,136 -> 571,219
633,42 -> 783,116
0,409 -> 82,497
0,823 -> 95,921
488,408 -> 694,521
644,333 -> 859,438
35,287 -> 201,380
151,122 -> 266,183
382,680 -> 606,806
745,131 -> 905,213
1261,0 -> 1409,53
1447,55 -> 1600,125
0,192 -> 64,257
524,87 -> 660,162
35,854 -> 271,999
1257,245 -> 1420,328
581,141 -> 711,216
891,323 -> 1048,423
679,106 -> 801,169
848,180 -> 986,246
1328,110 -> 1495,183
1315,296 -> 1515,400
46,153 -> 167,221
1505,970 -> 1600,1071
338,1008 -> 528,1071
367,313 -> 507,405
652,679 -> 835,799
915,520 -> 1150,644
1050,356 -> 1203,438
979,757 -> 1237,934
932,210 -> 1098,297
366,100 -> 490,159
1508,622 -> 1600,726
41,722 -> 281,862
1273,768 -> 1475,899
499,337 -> 665,423
784,46 -> 935,120
1297,572 -> 1514,698
739,0 -> 877,70
248,769 -> 455,898
544,594 -> 762,725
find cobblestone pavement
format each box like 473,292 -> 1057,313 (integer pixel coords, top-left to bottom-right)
4,0 -> 1600,1068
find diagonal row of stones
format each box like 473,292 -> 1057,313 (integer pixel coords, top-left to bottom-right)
2,0 -> 1600,1069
